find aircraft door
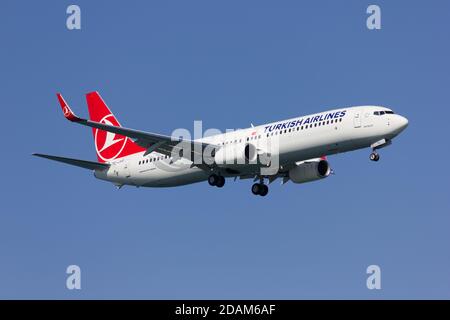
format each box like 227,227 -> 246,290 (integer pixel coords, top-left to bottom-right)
363,109 -> 374,126
353,111 -> 361,128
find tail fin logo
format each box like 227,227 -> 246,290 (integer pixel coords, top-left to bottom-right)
63,106 -> 71,117
94,114 -> 127,162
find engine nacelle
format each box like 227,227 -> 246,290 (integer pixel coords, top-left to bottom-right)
214,143 -> 257,166
288,159 -> 331,184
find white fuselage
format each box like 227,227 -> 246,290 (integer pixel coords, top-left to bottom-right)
94,106 -> 408,187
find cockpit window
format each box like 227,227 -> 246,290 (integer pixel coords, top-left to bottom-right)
374,110 -> 394,115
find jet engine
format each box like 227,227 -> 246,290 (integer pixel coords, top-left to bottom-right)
288,159 -> 331,184
214,143 -> 260,166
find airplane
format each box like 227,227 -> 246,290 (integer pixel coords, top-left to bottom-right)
33,92 -> 408,196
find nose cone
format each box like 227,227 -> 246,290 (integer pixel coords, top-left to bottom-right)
393,115 -> 409,134
398,116 -> 409,131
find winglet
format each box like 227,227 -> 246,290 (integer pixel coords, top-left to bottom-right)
56,93 -> 82,122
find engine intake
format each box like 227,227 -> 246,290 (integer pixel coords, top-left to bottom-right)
244,143 -> 257,162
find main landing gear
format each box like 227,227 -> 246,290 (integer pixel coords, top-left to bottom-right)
251,182 -> 269,197
369,151 -> 380,162
208,174 -> 225,188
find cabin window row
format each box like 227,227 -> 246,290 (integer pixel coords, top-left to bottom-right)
221,135 -> 262,146
219,118 -> 343,145
266,118 -> 342,137
139,155 -> 169,165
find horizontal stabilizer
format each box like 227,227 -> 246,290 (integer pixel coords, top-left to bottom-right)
33,153 -> 110,171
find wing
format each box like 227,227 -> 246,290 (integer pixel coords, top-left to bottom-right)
57,93 -> 219,167
33,153 -> 110,171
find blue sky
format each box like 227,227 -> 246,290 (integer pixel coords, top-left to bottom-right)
0,1 -> 449,299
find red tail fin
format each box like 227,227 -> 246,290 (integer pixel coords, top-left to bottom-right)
85,92 -> 145,163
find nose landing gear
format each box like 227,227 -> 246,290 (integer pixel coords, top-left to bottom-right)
369,152 -> 380,162
369,139 -> 392,162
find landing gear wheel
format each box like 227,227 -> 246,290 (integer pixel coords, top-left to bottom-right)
259,184 -> 269,197
370,152 -> 380,162
208,174 -> 219,186
251,183 -> 269,196
251,183 -> 261,195
216,175 -> 225,188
